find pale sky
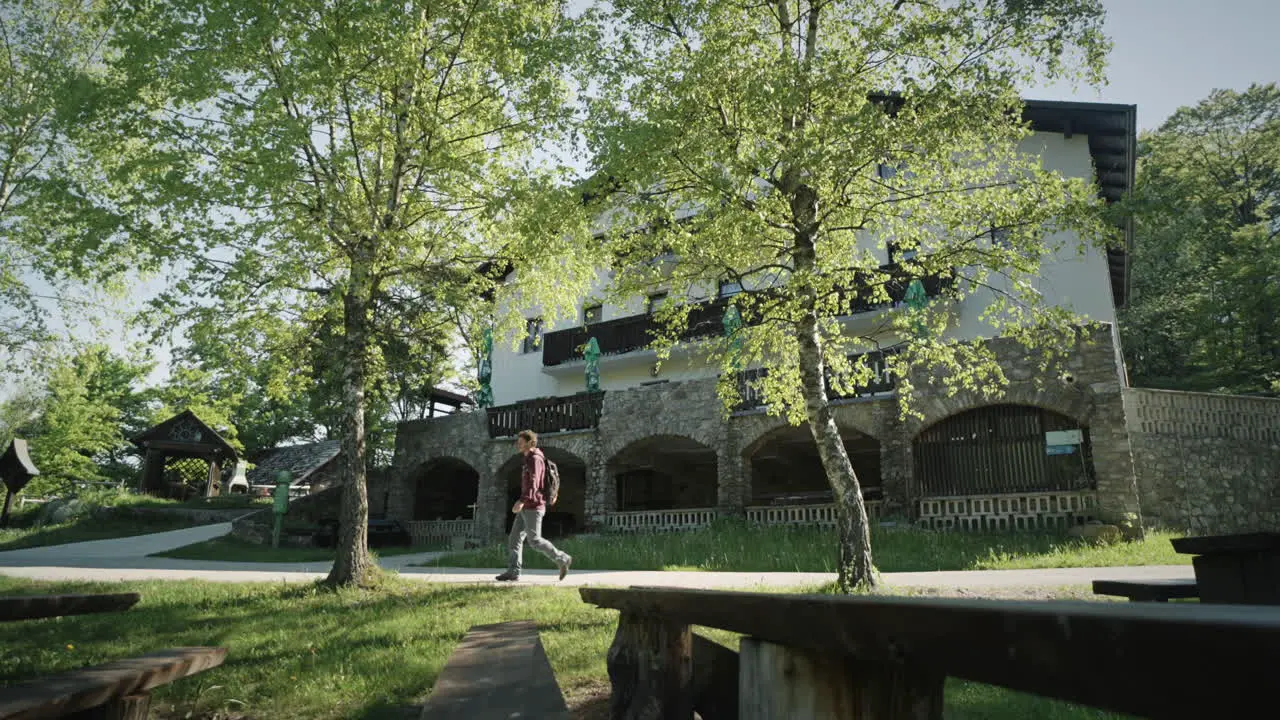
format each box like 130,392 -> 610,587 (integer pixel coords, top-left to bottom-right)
13,0 -> 1280,392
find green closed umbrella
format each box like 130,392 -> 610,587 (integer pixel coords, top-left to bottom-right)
584,337 -> 601,392
476,327 -> 494,408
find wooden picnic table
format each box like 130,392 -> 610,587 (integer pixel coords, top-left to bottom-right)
1172,532 -> 1280,605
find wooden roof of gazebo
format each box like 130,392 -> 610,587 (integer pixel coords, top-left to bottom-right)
130,410 -> 238,460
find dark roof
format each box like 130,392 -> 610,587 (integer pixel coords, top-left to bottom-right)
429,386 -> 475,407
246,439 -> 342,486
130,410 -> 238,459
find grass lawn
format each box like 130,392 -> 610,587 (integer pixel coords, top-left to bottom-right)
153,535 -> 445,562
424,522 -> 1189,573
0,576 -> 1128,720
0,515 -> 208,553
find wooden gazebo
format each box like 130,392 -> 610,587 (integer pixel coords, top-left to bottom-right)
131,410 -> 238,499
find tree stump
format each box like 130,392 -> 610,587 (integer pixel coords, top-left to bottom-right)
606,611 -> 692,720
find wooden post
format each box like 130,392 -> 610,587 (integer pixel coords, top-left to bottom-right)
0,489 -> 13,528
99,693 -> 151,720
738,637 -> 943,720
606,611 -> 692,720
205,457 -> 221,498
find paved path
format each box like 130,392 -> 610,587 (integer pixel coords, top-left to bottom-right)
0,523 -> 1195,591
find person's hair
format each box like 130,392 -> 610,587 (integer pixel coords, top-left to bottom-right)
517,430 -> 538,447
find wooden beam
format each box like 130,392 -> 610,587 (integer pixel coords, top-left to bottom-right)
579,586 -> 1280,719
606,611 -> 692,719
0,647 -> 227,720
420,621 -> 567,720
692,633 -> 738,720
0,593 -> 141,623
739,638 -> 942,720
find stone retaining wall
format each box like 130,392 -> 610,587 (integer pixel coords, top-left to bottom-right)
1126,388 -> 1280,534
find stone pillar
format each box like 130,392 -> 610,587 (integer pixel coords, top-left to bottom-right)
584,448 -> 614,532
878,436 -> 913,520
716,446 -> 745,516
1088,392 -> 1143,537
385,469 -> 415,523
473,465 -> 507,544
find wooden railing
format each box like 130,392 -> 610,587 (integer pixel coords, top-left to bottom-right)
580,586 -> 1280,719
542,299 -> 729,366
735,346 -> 900,411
486,391 -> 605,438
542,267 -> 953,367
403,519 -> 474,545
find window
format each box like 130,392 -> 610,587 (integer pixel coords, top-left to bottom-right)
583,304 -> 603,325
718,278 -> 743,297
522,317 -> 543,354
646,293 -> 668,314
876,162 -> 898,180
887,241 -> 917,265
989,226 -> 1011,249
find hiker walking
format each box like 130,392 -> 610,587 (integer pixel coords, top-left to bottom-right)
496,430 -> 572,582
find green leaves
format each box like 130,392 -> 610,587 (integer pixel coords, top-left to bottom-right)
1123,83 -> 1280,393
583,0 -> 1112,419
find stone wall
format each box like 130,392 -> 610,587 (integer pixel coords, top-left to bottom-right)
1126,388 -> 1280,534
390,323 -> 1143,540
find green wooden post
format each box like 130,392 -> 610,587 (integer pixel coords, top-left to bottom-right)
272,470 -> 291,549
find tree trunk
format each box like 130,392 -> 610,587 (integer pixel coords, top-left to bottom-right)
792,187 -> 877,593
325,251 -> 374,588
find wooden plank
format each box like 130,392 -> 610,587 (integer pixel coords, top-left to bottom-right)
0,594 -> 141,623
691,633 -> 737,720
580,586 -> 1280,719
605,611 -> 691,720
1171,532 -> 1280,555
0,647 -> 226,720
1091,579 -> 1198,602
739,637 -> 942,720
421,620 -> 567,720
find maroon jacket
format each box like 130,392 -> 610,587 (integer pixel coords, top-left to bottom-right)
520,448 -> 546,510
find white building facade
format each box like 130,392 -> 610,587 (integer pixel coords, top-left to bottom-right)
388,100 -> 1142,545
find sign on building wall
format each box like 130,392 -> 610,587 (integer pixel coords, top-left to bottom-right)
1045,429 -> 1084,446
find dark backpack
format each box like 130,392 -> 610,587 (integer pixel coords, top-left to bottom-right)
544,456 -> 561,506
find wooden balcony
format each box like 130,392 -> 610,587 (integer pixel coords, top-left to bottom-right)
541,266 -> 953,367
542,298 -> 729,367
486,391 -> 606,438
735,346 -> 901,411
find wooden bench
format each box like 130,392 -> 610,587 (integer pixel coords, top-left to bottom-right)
0,593 -> 226,720
581,585 -> 1280,719
1091,578 -> 1199,602
420,620 -> 567,720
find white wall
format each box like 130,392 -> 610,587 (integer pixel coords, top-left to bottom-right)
487,130 -> 1120,406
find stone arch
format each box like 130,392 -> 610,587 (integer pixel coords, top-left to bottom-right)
912,403 -> 1096,498
607,434 -> 719,511
741,423 -> 883,505
905,384 -> 1095,439
410,456 -> 480,521
496,445 -> 589,538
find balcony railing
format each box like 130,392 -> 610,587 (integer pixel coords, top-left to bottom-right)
542,298 -> 729,367
735,346 -> 901,411
486,391 -> 606,438
541,265 -> 953,367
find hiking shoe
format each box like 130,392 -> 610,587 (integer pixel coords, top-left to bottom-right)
495,571 -> 519,582
558,556 -> 572,581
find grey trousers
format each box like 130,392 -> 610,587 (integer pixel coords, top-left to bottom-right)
507,508 -> 568,573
